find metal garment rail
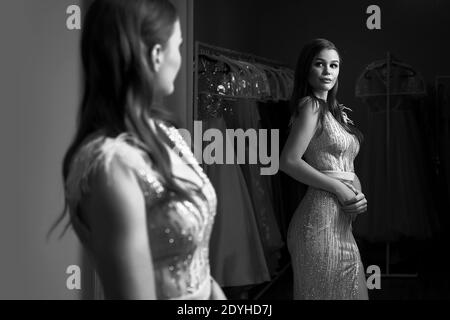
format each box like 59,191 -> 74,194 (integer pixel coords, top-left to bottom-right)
196,41 -> 289,69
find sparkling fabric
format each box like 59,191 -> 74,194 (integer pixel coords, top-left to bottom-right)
197,54 -> 294,101
65,121 -> 217,300
287,109 -> 368,300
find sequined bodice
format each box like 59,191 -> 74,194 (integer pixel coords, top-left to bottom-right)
287,110 -> 367,300
65,122 -> 217,299
305,111 -> 360,172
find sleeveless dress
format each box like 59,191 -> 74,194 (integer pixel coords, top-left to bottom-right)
196,92 -> 271,286
205,116 -> 271,287
65,121 -> 217,300
287,108 -> 368,300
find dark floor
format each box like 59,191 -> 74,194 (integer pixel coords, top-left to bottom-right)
253,266 -> 450,300
223,237 -> 450,300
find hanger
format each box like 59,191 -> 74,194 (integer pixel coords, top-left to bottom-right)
364,56 -> 417,79
254,63 -> 273,101
260,65 -> 282,101
355,54 -> 427,97
198,52 -> 229,74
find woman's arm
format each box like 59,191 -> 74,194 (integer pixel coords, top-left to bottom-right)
210,278 -> 227,300
80,156 -> 156,300
353,174 -> 362,192
341,173 -> 367,217
280,101 -> 352,201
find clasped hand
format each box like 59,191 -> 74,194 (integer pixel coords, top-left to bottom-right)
336,181 -> 368,219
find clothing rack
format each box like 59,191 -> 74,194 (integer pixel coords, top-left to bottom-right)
196,41 -> 289,69
194,42 -> 292,297
356,52 -> 426,278
194,41 -> 293,121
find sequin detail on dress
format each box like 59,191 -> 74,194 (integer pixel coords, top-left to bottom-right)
287,105 -> 368,300
65,126 -> 217,300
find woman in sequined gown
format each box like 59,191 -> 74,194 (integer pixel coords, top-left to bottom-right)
49,0 -> 225,300
280,39 -> 369,299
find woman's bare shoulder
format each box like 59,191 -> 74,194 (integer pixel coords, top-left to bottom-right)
298,96 -> 320,113
65,133 -> 159,206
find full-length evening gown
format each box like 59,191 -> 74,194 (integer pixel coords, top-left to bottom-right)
287,106 -> 368,300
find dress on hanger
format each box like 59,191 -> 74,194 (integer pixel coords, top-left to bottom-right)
199,54 -> 285,275
353,61 -> 438,242
224,98 -> 285,275
197,51 -> 296,280
198,91 -> 271,287
287,97 -> 368,300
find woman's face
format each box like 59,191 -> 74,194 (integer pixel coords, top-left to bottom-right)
154,19 -> 183,96
308,49 -> 340,98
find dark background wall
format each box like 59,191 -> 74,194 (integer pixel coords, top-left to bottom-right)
194,0 -> 450,175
